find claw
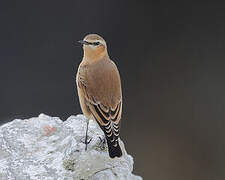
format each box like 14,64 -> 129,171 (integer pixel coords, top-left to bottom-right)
81,136 -> 92,144
98,136 -> 107,150
98,136 -> 106,143
87,137 -> 92,144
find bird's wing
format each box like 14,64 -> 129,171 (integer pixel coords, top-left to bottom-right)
77,60 -> 122,138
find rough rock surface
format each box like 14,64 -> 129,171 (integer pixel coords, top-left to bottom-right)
0,114 -> 142,180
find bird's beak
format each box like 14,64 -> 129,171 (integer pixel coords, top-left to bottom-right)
78,40 -> 89,45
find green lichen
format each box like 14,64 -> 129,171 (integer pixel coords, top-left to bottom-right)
63,159 -> 76,172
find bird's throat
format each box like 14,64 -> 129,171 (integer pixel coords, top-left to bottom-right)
83,48 -> 108,63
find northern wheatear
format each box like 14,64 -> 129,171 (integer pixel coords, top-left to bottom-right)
76,34 -> 122,158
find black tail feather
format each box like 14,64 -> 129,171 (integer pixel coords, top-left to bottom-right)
105,136 -> 122,158
95,119 -> 122,158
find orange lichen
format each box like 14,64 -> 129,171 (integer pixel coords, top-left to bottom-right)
43,125 -> 56,136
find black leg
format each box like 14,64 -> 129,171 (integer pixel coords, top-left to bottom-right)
85,119 -> 89,151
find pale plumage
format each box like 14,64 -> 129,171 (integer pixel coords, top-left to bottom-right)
76,34 -> 122,158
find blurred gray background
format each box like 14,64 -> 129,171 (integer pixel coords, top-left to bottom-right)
1,1 -> 225,179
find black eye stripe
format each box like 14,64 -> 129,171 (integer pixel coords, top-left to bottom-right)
93,42 -> 100,46
87,41 -> 100,46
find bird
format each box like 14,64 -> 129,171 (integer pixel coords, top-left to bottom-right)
76,34 -> 123,158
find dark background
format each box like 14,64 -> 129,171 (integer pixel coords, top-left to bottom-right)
1,1 -> 225,179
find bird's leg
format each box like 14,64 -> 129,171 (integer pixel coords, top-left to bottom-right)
80,118 -> 92,150
84,118 -> 91,151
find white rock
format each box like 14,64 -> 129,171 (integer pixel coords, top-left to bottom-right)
0,114 -> 142,180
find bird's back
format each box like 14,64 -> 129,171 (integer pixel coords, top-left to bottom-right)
81,58 -> 122,109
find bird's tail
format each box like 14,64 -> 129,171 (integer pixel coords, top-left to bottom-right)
105,135 -> 122,158
96,120 -> 122,158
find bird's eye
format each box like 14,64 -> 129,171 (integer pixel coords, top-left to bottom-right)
93,42 -> 100,46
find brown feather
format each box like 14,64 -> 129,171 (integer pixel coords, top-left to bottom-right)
76,34 -> 123,158
77,57 -> 122,126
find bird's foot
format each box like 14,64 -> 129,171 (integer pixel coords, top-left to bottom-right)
98,136 -> 107,150
81,136 -> 92,151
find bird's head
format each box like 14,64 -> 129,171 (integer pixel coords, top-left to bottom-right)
78,34 -> 108,61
